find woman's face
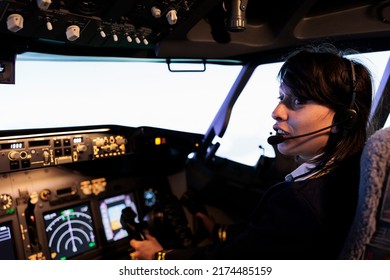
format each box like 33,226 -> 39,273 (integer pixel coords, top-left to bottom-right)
271,84 -> 336,160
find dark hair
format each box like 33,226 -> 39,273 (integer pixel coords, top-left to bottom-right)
277,44 -> 373,169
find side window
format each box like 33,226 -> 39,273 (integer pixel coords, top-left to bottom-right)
215,62 -> 283,166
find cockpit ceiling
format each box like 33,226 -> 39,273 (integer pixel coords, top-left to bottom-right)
0,0 -> 390,61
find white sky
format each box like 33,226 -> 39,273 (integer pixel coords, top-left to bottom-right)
1,50 -> 389,166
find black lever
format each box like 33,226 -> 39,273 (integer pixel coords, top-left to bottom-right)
120,207 -> 145,241
180,190 -> 209,244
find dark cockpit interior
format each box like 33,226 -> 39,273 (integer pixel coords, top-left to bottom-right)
0,0 -> 390,260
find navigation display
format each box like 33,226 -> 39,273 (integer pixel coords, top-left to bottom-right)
0,221 -> 17,260
99,193 -> 139,242
43,203 -> 97,260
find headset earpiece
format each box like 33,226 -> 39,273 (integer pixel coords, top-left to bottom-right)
339,60 -> 358,130
342,108 -> 358,129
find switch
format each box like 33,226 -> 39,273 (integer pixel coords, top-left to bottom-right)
37,0 -> 52,10
126,34 -> 133,43
46,19 -> 53,31
66,25 -> 80,41
99,28 -> 106,38
7,14 -> 24,32
151,6 -> 162,18
166,10 -> 178,25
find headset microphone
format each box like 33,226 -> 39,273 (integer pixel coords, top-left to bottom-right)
267,124 -> 336,145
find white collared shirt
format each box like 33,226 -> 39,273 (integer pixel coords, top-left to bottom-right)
285,162 -> 320,182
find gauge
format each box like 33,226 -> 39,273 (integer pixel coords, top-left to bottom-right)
144,189 -> 157,207
43,203 -> 97,260
0,194 -> 13,211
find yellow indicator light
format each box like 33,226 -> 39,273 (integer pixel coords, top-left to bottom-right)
155,137 -> 162,145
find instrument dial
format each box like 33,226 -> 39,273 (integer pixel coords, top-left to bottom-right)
0,194 -> 13,211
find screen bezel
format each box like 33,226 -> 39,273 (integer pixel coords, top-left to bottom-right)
0,220 -> 18,260
98,192 -> 140,243
42,202 -> 98,260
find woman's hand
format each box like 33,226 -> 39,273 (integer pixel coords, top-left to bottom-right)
129,233 -> 163,260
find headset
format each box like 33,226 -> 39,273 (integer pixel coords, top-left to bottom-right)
336,60 -> 358,130
268,59 -> 358,145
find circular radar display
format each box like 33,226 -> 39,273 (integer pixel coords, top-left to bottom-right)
43,203 -> 97,260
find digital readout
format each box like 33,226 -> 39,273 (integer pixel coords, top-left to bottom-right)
73,137 -> 83,144
0,142 -> 24,150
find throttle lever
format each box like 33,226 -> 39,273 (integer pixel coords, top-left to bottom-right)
120,207 -> 145,241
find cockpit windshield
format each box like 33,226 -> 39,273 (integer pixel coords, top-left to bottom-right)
1,51 -> 389,166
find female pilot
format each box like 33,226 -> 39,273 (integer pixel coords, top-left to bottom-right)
129,44 -> 374,260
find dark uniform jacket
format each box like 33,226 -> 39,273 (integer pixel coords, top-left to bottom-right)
155,152 -> 361,260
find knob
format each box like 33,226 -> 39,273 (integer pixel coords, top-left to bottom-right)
110,143 -> 118,151
151,6 -> 162,18
7,14 -> 24,32
0,194 -> 13,211
39,189 -> 51,201
37,0 -> 52,10
66,25 -> 80,41
43,150 -> 50,164
94,138 -> 105,147
76,144 -> 87,152
115,136 -> 126,145
30,192 -> 39,205
8,150 -> 20,161
166,10 -> 178,25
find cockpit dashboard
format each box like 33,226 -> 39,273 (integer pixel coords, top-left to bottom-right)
0,125 -> 203,260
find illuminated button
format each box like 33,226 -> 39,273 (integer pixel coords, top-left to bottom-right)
54,139 -> 61,147
21,159 -> 30,168
54,148 -> 63,157
155,137 -> 162,145
64,147 -> 72,156
10,161 -> 19,170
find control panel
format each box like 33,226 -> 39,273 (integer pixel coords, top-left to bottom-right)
0,167 -> 154,260
0,127 -> 128,173
0,125 -> 203,260
0,0 -> 204,51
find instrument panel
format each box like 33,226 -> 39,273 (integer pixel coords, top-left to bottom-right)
0,125 -> 203,260
0,170 -> 147,260
0,127 -> 128,173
